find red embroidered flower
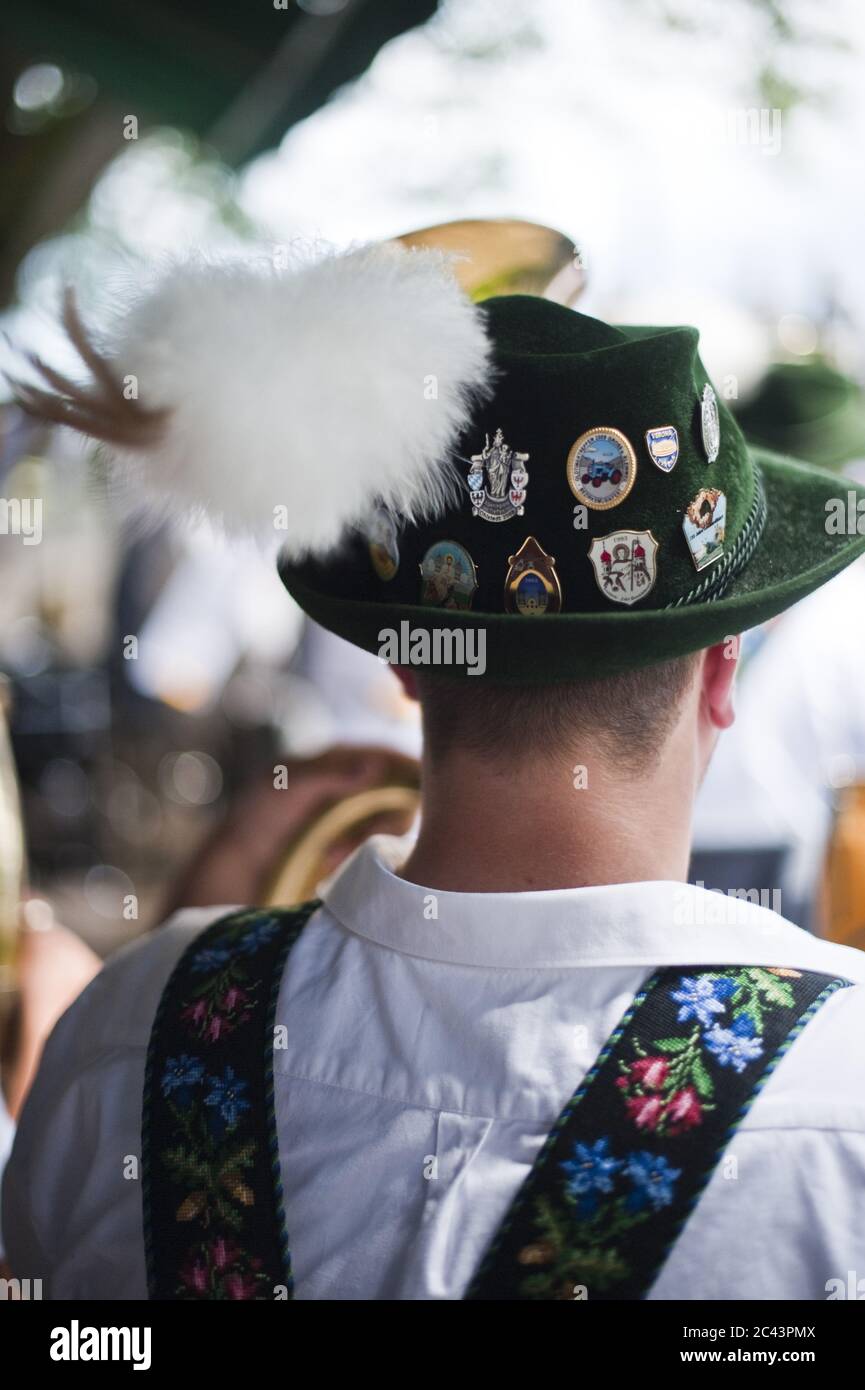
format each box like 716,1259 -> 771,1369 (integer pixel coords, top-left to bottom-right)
666,1085 -> 703,1134
629,1057 -> 669,1090
625,1095 -> 665,1130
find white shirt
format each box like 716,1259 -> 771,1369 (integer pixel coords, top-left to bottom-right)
5,834 -> 865,1301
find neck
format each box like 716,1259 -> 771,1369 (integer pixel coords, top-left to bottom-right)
399,737 -> 698,894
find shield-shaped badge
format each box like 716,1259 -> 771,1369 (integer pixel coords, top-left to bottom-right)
645,425 -> 679,473
588,529 -> 659,606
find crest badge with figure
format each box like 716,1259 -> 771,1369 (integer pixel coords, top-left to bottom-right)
588,529 -> 659,606
467,428 -> 529,522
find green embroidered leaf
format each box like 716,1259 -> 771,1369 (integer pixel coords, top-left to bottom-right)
692,1055 -> 714,1099
656,1037 -> 689,1053
747,968 -> 795,1009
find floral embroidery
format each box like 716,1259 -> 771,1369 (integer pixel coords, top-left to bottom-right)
464,964 -> 846,1301
616,967 -> 803,1136
515,1137 -> 682,1298
145,905 -> 318,1300
179,1237 -> 270,1301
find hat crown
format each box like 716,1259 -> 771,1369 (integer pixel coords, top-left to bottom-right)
288,295 -> 763,625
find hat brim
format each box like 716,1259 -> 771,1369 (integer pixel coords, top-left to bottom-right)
280,448 -> 865,682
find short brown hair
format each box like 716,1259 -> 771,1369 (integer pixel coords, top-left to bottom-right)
416,654 -> 701,773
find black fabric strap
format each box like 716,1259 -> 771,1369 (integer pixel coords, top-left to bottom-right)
465,964 -> 849,1300
143,901 -> 319,1300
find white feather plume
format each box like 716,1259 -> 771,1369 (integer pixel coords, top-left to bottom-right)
96,244 -> 492,556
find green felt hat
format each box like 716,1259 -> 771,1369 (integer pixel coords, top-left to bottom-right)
734,359 -> 865,470
281,296 -> 865,682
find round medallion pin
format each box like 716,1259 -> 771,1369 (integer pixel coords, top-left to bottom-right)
566,427 -> 637,510
419,540 -> 478,610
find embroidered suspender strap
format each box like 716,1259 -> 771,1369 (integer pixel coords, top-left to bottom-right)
142,900 -> 320,1300
464,964 -> 851,1301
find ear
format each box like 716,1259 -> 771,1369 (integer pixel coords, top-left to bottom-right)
393,666 -> 419,701
700,637 -> 739,732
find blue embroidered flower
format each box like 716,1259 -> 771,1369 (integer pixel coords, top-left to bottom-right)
670,974 -> 736,1029
235,918 -> 281,956
204,1066 -> 251,1135
190,946 -> 233,974
624,1151 -> 681,1213
161,1054 -> 206,1104
561,1138 -> 622,1215
704,1014 -> 764,1072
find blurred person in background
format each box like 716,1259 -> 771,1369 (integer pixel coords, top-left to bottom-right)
692,358 -> 865,940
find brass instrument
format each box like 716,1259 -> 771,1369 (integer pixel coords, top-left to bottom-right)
394,217 -> 585,305
264,780 -> 420,908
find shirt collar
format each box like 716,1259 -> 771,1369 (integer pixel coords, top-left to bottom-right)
322,834 -> 865,981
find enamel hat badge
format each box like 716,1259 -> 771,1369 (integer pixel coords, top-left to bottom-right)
503,536 -> 562,614
682,488 -> 726,570
366,505 -> 400,581
700,384 -> 721,464
588,529 -> 659,606
645,425 -> 679,473
566,427 -> 637,510
467,428 -> 529,522
419,540 -> 478,609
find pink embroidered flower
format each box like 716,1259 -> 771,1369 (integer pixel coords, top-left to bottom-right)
222,986 -> 249,1011
626,1094 -> 665,1130
211,1237 -> 240,1271
182,999 -> 208,1027
667,1085 -> 703,1134
180,1256 -> 208,1294
629,1057 -> 669,1090
207,1014 -> 226,1043
225,1271 -> 260,1300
